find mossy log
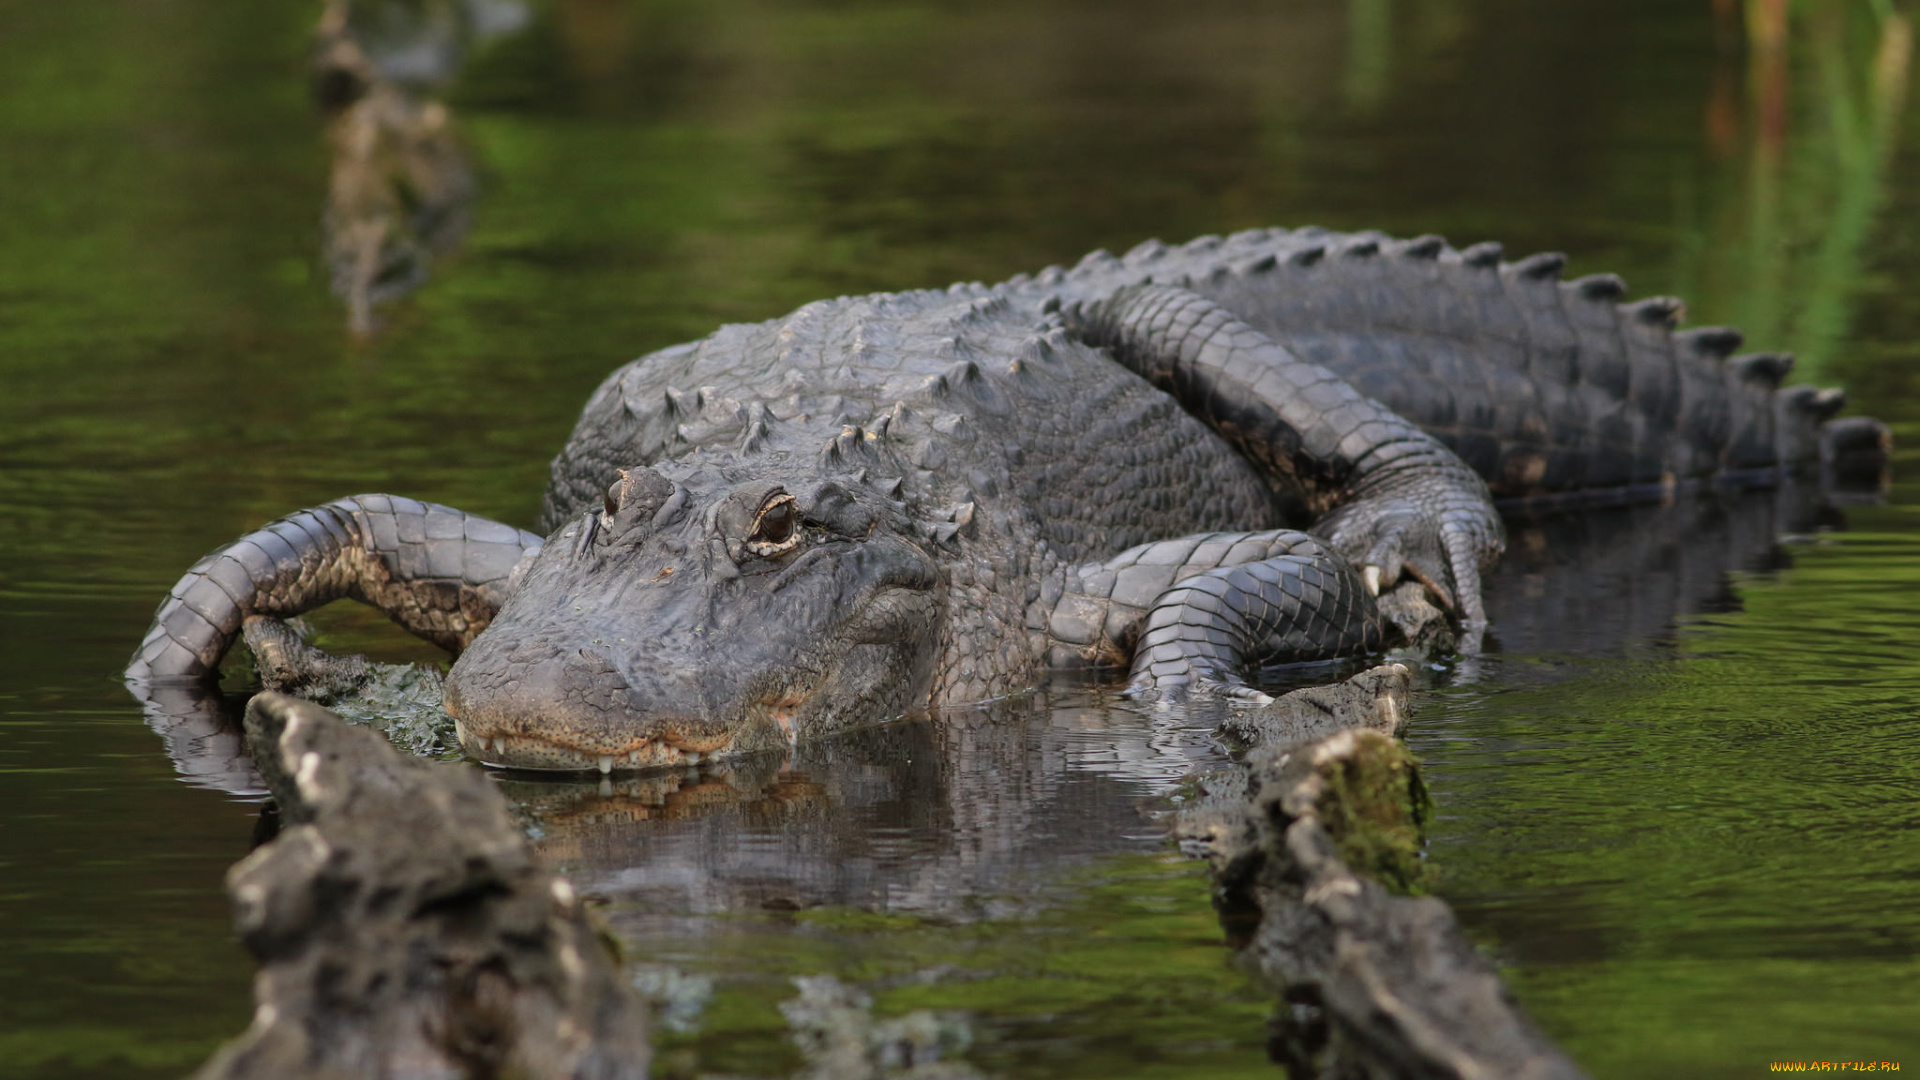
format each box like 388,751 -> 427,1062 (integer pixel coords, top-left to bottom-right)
191,692 -> 650,1080
1183,667 -> 1587,1080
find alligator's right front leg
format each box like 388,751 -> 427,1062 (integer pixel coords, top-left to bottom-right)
1069,285 -> 1505,640
1041,528 -> 1392,700
128,495 -> 543,684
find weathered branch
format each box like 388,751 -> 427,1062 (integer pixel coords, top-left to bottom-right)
1181,667 -> 1588,1080
191,692 -> 649,1080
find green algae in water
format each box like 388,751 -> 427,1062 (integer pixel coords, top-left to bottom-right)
634,851 -> 1278,1080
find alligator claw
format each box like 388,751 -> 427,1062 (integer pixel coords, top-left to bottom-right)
1317,489 -> 1502,649
1223,683 -> 1276,705
1441,517 -> 1491,634
1125,668 -> 1272,706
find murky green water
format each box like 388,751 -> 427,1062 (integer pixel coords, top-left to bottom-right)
4,1 -> 1920,1076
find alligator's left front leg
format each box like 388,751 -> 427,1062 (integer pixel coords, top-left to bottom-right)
128,495 -> 543,685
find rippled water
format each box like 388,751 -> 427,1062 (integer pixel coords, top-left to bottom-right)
4,1 -> 1919,1077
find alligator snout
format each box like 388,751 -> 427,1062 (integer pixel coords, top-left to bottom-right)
445,627 -> 768,772
443,463 -> 946,773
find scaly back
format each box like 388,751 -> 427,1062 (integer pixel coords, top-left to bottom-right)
1023,227 -> 1855,498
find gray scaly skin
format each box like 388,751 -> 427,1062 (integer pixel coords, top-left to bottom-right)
128,228 -> 1888,773
1049,228 -> 1887,493
127,495 -> 542,681
1071,285 -> 1502,635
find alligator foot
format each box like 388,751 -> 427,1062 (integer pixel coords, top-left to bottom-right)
1124,542 -> 1390,701
241,615 -> 379,699
1070,285 -> 1505,642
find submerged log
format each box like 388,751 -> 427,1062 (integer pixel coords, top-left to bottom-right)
1181,666 -> 1587,1080
192,692 -> 649,1080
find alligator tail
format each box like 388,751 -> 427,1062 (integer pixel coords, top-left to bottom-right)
1037,228 -> 1889,499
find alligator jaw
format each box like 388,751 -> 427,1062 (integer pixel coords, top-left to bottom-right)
450,717 -> 736,774
447,686 -> 819,774
755,689 -> 810,749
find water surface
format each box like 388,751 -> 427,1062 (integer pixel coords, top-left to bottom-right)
4,1 -> 1919,1076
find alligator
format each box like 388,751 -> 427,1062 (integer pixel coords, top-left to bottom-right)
126,227 -> 1889,773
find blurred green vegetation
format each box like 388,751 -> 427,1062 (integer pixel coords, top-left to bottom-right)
1672,0 -> 1914,379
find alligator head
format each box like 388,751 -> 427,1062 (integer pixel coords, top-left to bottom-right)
444,460 -> 947,772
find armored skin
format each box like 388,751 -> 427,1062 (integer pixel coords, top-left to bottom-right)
128,227 -> 1887,772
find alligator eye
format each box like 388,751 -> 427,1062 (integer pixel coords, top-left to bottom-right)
745,492 -> 801,557
604,479 -> 622,518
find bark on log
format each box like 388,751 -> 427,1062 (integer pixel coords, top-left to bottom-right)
191,691 -> 650,1080
1180,667 -> 1588,1080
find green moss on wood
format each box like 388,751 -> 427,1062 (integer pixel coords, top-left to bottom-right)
1313,732 -> 1433,896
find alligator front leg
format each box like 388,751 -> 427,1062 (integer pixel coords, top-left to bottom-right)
127,495 -> 543,683
1069,285 -> 1505,638
1042,529 -> 1390,699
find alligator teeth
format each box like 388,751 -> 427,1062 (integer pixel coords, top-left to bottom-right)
597,755 -> 614,775
628,750 -> 640,764
1362,565 -> 1382,596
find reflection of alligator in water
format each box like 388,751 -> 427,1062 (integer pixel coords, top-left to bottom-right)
128,230 -> 1888,776
510,688 -> 1223,929
313,0 -> 526,335
1482,480 -> 1841,662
